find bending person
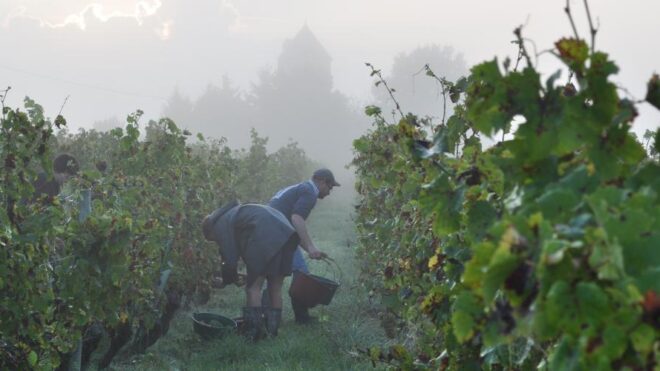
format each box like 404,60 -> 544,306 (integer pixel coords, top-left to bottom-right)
202,202 -> 326,340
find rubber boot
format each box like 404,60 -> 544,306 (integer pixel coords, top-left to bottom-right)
264,307 -> 282,337
242,306 -> 264,341
291,297 -> 316,325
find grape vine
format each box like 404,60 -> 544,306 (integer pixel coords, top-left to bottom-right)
353,16 -> 660,371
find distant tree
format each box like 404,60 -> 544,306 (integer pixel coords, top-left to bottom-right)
159,24 -> 368,171
93,116 -> 123,132
270,141 -> 316,187
373,45 -> 468,120
162,87 -> 194,128
162,77 -> 253,146
191,76 -> 253,142
249,24 -> 367,170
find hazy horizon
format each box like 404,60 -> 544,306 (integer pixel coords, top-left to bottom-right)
2,0 -> 658,169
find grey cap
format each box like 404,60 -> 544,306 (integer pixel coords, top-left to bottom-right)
313,168 -> 340,187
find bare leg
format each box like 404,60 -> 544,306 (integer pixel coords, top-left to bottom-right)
246,276 -> 265,307
266,275 -> 285,309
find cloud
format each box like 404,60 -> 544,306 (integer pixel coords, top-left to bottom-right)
221,0 -> 246,33
2,6 -> 35,28
2,1 -> 163,30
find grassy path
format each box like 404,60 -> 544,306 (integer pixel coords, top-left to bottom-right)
105,201 -> 389,370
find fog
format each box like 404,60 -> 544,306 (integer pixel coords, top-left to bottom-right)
1,0 -> 659,173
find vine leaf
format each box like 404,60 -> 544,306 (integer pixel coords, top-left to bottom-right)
576,282 -> 609,323
54,115 -> 66,129
452,291 -> 481,342
466,60 -> 511,135
467,201 -> 497,241
536,188 -> 579,220
630,324 -> 655,355
645,73 -> 660,110
602,325 -> 628,359
28,351 -> 38,367
365,105 -> 382,117
555,38 -> 589,76
449,77 -> 468,103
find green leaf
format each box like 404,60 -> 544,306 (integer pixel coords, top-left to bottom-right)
545,281 -> 573,330
467,201 -> 497,241
463,241 -> 496,287
602,325 -> 627,359
509,67 -> 543,124
454,290 -> 482,314
588,238 -> 624,281
365,105 -> 382,117
452,311 -> 475,343
421,175 -> 462,234
536,188 -> 579,221
645,73 -> 660,110
452,292 -> 482,342
353,137 -> 369,153
466,59 -> 512,135
54,114 -> 67,128
576,282 -> 609,324
455,76 -> 468,91
558,165 -> 595,193
110,127 -> 124,137
483,254 -> 520,302
630,324 -> 655,355
548,337 -> 579,371
627,162 -> 660,191
612,99 -> 638,125
369,347 -> 381,361
28,351 -> 38,367
445,115 -> 467,151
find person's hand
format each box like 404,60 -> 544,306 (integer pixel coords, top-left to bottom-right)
307,246 -> 326,260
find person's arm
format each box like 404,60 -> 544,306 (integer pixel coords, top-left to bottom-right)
291,213 -> 324,259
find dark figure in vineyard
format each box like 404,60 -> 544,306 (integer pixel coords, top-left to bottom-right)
202,201 -> 320,340
267,168 -> 339,324
33,153 -> 79,201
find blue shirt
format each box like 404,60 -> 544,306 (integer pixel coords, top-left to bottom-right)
268,180 -> 318,221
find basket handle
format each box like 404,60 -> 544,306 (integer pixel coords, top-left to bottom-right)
320,256 -> 343,284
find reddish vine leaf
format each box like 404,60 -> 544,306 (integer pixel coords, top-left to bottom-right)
555,38 -> 589,75
641,290 -> 660,328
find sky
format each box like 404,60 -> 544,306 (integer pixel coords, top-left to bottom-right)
1,0 -> 658,141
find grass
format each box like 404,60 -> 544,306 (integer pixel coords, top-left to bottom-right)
102,196 -> 390,370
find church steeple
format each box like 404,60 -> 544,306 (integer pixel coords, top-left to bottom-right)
276,24 -> 332,92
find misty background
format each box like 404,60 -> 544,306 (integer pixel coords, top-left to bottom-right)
2,0 -> 659,175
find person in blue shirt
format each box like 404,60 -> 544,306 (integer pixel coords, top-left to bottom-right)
268,168 -> 339,324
